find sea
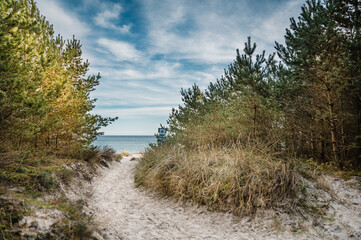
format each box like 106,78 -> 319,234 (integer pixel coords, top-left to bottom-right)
93,135 -> 156,153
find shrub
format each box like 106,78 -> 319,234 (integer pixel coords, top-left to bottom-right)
135,144 -> 298,215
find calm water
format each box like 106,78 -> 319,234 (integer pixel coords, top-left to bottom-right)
93,135 -> 156,153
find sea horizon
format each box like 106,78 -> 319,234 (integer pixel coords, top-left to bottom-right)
101,134 -> 155,136
94,135 -> 157,153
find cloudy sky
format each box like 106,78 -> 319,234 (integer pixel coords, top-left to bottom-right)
35,0 -> 304,135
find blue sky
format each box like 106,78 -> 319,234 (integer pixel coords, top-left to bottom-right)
35,0 -> 304,135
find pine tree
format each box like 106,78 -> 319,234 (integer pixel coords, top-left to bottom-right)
275,0 -> 361,167
167,37 -> 282,149
0,0 -> 116,154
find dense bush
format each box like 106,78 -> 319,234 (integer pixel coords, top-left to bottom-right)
136,144 -> 297,215
0,0 -> 116,154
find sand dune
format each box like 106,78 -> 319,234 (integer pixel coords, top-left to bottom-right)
88,154 -> 361,240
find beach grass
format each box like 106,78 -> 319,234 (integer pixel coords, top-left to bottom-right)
135,144 -> 298,215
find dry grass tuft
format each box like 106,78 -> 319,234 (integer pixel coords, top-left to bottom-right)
135,145 -> 298,215
119,150 -> 131,158
83,146 -> 119,168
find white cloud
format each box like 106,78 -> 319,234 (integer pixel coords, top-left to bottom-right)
35,0 -> 307,135
35,0 -> 90,40
97,38 -> 143,62
142,0 -> 248,64
94,4 -> 131,34
93,61 -> 183,80
93,107 -> 174,118
92,82 -> 182,107
251,0 -> 304,47
140,0 -> 305,63
89,56 -> 224,112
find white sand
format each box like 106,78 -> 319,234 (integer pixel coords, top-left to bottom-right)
88,154 -> 361,240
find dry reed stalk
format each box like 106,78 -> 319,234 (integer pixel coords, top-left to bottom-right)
135,144 -> 298,215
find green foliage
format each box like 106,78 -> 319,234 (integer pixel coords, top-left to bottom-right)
168,37 -> 283,150
0,0 -> 116,154
137,0 -> 361,217
165,0 -> 360,169
275,0 -> 361,168
0,197 -> 26,240
57,168 -> 76,185
53,197 -> 93,239
0,148 -> 113,239
0,155 -> 62,192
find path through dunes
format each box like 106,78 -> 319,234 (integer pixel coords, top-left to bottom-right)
88,155 -> 361,240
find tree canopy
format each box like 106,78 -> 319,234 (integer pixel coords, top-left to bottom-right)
0,0 -> 116,154
166,0 -> 361,169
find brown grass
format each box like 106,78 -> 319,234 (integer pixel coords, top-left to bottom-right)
135,144 -> 298,215
119,150 -> 131,158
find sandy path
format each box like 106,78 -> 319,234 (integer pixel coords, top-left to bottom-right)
88,154 -> 361,240
88,155 -> 306,240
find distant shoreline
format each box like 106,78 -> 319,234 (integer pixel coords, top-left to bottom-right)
99,135 -> 155,137
94,135 -> 156,153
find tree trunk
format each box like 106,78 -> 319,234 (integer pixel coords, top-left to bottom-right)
34,135 -> 38,151
326,87 -> 340,166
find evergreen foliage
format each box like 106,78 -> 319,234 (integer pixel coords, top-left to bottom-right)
0,0 -> 116,154
275,0 -> 361,168
165,0 -> 361,169
167,36 -> 284,151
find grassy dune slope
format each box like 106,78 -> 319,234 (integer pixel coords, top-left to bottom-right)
135,145 -> 298,215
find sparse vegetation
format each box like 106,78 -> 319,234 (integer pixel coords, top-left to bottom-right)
0,196 -> 26,239
0,147 -> 118,239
